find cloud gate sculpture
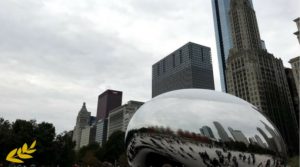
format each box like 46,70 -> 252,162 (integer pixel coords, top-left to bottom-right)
125,89 -> 287,167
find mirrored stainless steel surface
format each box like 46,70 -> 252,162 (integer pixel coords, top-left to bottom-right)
125,89 -> 287,167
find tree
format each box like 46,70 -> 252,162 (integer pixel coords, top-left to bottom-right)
33,122 -> 56,166
0,118 -> 12,164
0,118 -> 78,166
54,131 -> 76,167
77,143 -> 101,166
97,131 -> 126,164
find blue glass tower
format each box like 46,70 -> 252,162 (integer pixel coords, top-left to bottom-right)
211,0 -> 253,92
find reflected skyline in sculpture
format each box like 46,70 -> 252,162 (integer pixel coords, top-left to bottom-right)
125,89 -> 287,167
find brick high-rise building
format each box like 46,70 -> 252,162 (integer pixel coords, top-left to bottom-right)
96,89 -> 122,121
95,89 -> 122,145
225,0 -> 299,154
152,42 -> 214,97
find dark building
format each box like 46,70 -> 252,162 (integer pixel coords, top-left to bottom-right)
152,42 -> 215,97
96,89 -> 122,121
285,68 -> 299,125
213,121 -> 230,142
225,0 -> 299,154
200,126 -> 215,139
89,116 -> 97,126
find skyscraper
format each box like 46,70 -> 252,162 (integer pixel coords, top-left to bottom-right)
213,121 -> 230,142
289,56 -> 300,94
200,126 -> 215,139
228,127 -> 249,145
211,0 -> 253,92
95,89 -> 122,145
96,89 -> 122,121
72,102 -> 91,150
285,68 -> 299,125
152,42 -> 214,97
225,0 -> 299,154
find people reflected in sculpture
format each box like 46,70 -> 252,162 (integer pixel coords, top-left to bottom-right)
126,126 -> 287,167
125,89 -> 287,167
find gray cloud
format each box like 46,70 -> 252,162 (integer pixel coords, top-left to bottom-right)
0,0 -> 298,133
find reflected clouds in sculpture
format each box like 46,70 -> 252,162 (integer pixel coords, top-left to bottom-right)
125,89 -> 287,167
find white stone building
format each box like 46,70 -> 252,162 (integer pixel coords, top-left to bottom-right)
72,102 -> 91,150
80,125 -> 96,148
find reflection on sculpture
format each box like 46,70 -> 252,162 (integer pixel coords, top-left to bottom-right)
125,89 -> 287,167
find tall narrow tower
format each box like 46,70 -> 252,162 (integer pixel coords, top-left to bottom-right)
72,102 -> 91,150
226,0 -> 299,154
211,0 -> 254,92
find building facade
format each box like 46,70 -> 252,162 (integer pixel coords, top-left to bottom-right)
289,56 -> 300,94
213,121 -> 230,142
228,127 -> 249,145
107,101 -> 144,139
80,125 -> 96,148
294,17 -> 300,44
72,102 -> 91,150
200,126 -> 215,139
225,0 -> 299,154
285,68 -> 299,125
95,119 -> 108,146
211,0 -> 269,92
96,89 -> 122,121
152,42 -> 215,97
211,0 -> 253,92
94,89 -> 122,145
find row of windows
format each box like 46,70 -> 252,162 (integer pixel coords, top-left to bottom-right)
155,48 -> 210,76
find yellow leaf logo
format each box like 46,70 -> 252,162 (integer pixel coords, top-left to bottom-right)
6,140 -> 37,164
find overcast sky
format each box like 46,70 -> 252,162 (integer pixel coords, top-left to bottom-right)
0,0 -> 299,133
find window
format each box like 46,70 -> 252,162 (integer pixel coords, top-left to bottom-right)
188,45 -> 193,59
179,50 -> 183,64
163,59 -> 166,73
201,48 -> 204,62
172,54 -> 175,67
157,63 -> 160,76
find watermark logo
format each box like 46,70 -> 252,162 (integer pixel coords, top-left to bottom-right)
6,140 -> 36,163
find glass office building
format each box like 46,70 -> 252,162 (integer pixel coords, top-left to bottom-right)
211,0 -> 253,92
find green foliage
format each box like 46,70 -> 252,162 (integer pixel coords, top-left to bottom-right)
0,117 -> 75,166
76,131 -> 128,166
0,118 -> 12,163
54,131 -> 76,167
0,117 -> 128,166
98,131 -> 125,163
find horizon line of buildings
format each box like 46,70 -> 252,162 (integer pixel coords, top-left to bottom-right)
72,89 -> 144,150
71,0 -> 299,155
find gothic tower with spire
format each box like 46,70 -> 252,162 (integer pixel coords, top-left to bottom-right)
226,0 -> 299,154
72,102 -> 91,150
